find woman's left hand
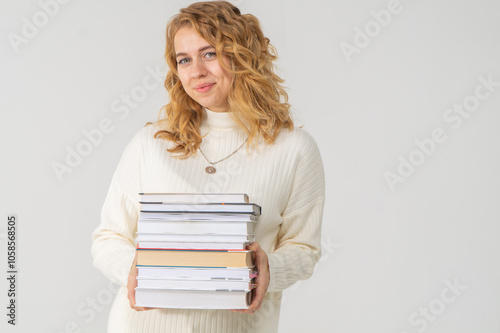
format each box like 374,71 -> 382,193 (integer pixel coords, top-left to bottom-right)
231,242 -> 270,314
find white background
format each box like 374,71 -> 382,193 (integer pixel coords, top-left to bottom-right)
1,0 -> 500,332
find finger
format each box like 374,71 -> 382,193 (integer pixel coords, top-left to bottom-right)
129,292 -> 156,311
246,242 -> 260,252
236,241 -> 269,313
230,289 -> 262,314
252,273 -> 269,308
248,243 -> 269,312
128,290 -> 138,310
133,306 -> 147,311
247,286 -> 265,312
127,254 -> 139,309
132,304 -> 160,311
127,278 -> 138,309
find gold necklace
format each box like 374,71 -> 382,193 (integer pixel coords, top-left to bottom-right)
198,138 -> 248,174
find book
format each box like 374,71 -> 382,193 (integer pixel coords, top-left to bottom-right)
135,288 -> 251,309
136,233 -> 254,243
134,192 -> 260,310
137,220 -> 256,235
136,277 -> 255,291
137,241 -> 251,250
139,193 -> 249,204
136,266 -> 256,280
139,212 -> 257,221
140,203 -> 261,216
136,249 -> 254,268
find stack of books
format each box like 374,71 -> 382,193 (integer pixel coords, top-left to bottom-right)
134,193 -> 261,309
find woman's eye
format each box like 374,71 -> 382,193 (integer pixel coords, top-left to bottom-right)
177,58 -> 189,65
204,52 -> 216,59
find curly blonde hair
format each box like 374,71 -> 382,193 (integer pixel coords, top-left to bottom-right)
151,1 -> 293,158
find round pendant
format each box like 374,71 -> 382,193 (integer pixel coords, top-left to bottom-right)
205,166 -> 216,174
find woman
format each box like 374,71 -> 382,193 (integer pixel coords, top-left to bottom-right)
91,1 -> 325,332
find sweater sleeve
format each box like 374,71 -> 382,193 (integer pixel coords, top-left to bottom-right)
267,131 -> 326,293
91,129 -> 144,287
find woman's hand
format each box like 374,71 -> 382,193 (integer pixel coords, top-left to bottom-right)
127,252 -> 157,311
231,242 -> 270,314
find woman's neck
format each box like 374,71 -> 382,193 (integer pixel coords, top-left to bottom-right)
201,108 -> 243,132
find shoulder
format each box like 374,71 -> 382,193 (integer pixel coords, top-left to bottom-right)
128,122 -> 166,147
273,126 -> 322,156
264,127 -> 324,179
115,123 -> 161,161
276,127 -> 325,214
135,122 -> 162,137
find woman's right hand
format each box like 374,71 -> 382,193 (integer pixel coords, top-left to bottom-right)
127,252 -> 157,311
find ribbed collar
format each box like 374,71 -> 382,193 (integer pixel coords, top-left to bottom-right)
200,108 -> 244,132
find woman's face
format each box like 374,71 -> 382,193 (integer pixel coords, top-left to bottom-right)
174,26 -> 233,113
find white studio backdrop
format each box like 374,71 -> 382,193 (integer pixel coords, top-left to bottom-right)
1,0 -> 499,332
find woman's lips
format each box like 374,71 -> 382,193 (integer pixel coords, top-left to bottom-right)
194,83 -> 215,93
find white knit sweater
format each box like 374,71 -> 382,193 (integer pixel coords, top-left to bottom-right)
91,108 -> 325,333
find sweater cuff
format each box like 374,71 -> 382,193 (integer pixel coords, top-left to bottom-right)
91,238 -> 136,287
266,245 -> 319,293
267,251 -> 285,293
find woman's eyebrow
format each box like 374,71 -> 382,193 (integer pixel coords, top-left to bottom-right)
176,45 -> 215,58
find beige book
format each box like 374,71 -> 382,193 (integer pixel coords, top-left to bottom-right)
137,249 -> 254,268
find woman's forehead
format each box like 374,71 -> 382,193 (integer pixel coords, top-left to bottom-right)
174,27 -> 212,54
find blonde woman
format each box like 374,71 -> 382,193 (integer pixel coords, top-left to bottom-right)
91,1 -> 325,332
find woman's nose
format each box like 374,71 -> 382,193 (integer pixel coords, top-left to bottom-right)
191,59 -> 207,79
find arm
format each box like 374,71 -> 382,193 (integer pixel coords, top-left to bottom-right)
267,131 -> 326,293
91,129 -> 143,287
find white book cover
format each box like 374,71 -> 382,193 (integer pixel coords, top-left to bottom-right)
135,288 -> 251,309
140,203 -> 261,216
139,193 -> 249,204
136,266 -> 256,280
136,277 -> 254,291
137,220 -> 256,235
136,241 -> 251,250
138,212 -> 257,221
136,233 -> 254,243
